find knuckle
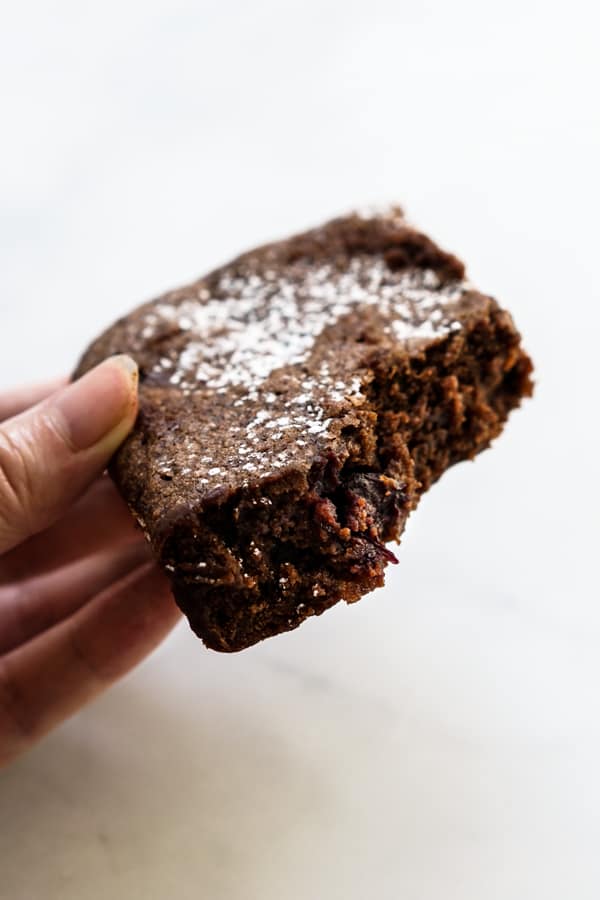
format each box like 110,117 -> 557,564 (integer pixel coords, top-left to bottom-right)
66,621 -> 107,687
0,427 -> 37,531
0,412 -> 69,548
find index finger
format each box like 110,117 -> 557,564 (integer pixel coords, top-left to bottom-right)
0,378 -> 67,422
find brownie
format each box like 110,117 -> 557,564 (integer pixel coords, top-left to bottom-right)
74,208 -> 533,652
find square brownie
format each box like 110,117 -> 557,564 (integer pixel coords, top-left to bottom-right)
75,208 -> 533,651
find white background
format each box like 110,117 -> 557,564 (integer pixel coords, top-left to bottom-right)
1,1 -> 599,898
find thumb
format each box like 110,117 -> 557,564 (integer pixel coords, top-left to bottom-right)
0,355 -> 138,555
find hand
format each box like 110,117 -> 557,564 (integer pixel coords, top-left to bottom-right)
0,357 -> 181,767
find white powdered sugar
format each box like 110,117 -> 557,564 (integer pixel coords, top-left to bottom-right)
147,258 -> 467,393
140,254 -> 471,486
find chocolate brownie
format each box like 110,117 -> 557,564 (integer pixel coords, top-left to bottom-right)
74,208 -> 533,651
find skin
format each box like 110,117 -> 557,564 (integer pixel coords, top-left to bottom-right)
0,358 -> 181,767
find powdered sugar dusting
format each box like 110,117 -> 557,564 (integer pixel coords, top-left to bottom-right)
148,258 -> 467,393
140,254 -> 471,487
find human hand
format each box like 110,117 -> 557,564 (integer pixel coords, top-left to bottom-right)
0,357 -> 181,767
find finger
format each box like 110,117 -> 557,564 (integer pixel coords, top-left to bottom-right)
0,540 -> 152,654
0,562 -> 180,766
0,476 -> 140,584
0,378 -> 67,423
0,355 -> 138,555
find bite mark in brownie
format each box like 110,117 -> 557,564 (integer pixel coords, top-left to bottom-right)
74,208 -> 533,651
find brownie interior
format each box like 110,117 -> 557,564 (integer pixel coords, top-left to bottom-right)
161,305 -> 532,651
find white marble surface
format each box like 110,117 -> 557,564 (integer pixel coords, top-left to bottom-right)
1,1 -> 599,897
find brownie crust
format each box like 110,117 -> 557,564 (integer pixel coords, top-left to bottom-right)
75,208 -> 533,651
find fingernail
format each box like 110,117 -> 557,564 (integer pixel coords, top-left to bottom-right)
55,355 -> 139,451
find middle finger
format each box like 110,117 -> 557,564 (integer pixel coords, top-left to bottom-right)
0,476 -> 142,584
0,539 -> 152,654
